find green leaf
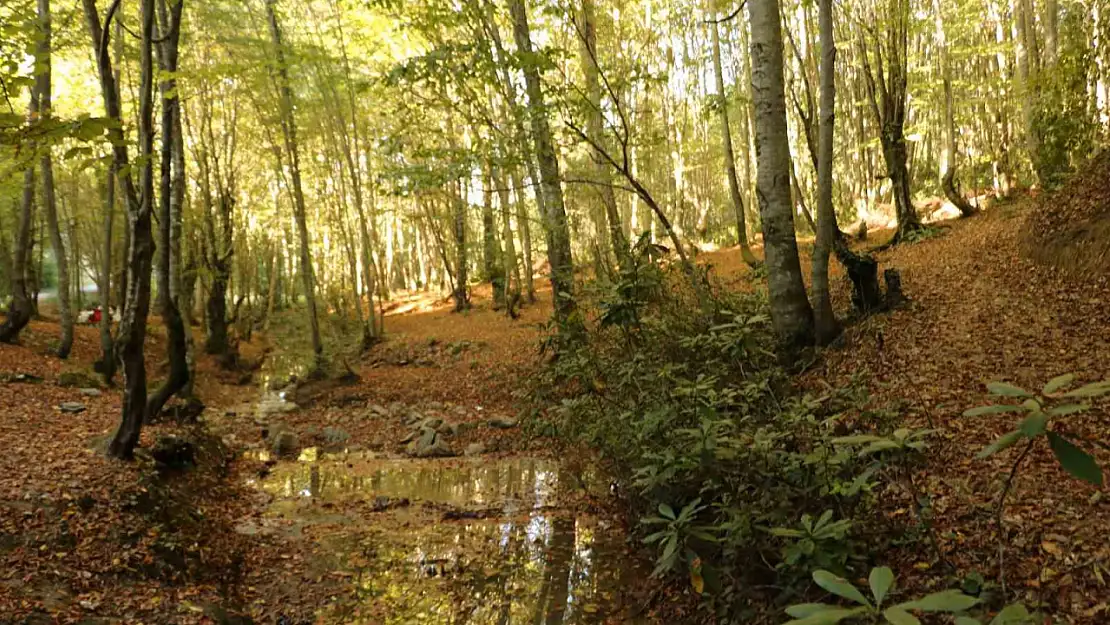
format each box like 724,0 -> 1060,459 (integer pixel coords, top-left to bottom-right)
990,603 -> 1032,625
832,435 -> 884,445
883,607 -> 921,625
786,603 -> 841,618
784,607 -> 868,625
896,589 -> 979,612
1062,381 -> 1110,398
813,570 -> 872,607
1048,403 -> 1089,416
977,430 -> 1023,459
869,566 -> 895,606
859,440 -> 902,456
658,503 -> 675,520
1042,374 -> 1075,395
962,405 -> 1023,417
987,382 -> 1031,398
955,618 -> 983,625
1018,412 -> 1048,437
1047,432 -> 1103,486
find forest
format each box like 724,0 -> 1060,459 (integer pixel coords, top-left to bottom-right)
1,0 -> 1110,622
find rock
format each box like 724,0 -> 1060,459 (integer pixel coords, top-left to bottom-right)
256,395 -> 298,419
464,443 -> 486,457
456,422 -> 476,435
368,404 -> 390,417
406,428 -> 456,458
270,430 -> 300,457
487,416 -> 518,429
437,422 -> 459,436
4,372 -> 43,384
58,402 -> 86,414
79,388 -> 102,397
57,370 -> 99,388
398,429 -> 420,445
419,417 -> 444,431
152,436 -> 196,469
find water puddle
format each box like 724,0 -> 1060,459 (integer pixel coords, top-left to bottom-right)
244,452 -> 647,623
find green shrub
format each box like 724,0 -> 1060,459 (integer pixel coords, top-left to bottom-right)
538,266 -> 888,620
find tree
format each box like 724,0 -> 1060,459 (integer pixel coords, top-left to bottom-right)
36,0 -> 74,359
82,0 -> 158,460
858,0 -> 923,241
576,0 -> 630,273
933,0 -> 975,216
507,0 -> 580,338
710,4 -> 759,267
811,0 -> 841,344
749,0 -> 814,349
147,0 -> 190,418
0,8 -> 41,345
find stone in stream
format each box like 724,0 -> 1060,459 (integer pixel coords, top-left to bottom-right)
406,427 -> 456,458
487,416 -> 518,429
58,402 -> 86,414
268,428 -> 300,457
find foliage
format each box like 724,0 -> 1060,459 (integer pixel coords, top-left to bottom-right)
783,567 -> 1037,625
966,374 -> 1110,486
539,267 -> 892,619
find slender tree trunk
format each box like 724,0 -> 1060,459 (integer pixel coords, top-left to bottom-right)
147,0 -> 189,418
495,165 -> 521,316
97,165 -> 116,383
711,8 -> 758,266
36,0 -> 73,358
266,0 -> 324,371
749,0 -> 815,350
811,0 -> 840,344
451,184 -> 469,312
934,0 -> 975,216
83,0 -> 157,459
578,0 -> 630,272
508,0 -> 580,338
481,166 -> 505,308
0,102 -> 37,343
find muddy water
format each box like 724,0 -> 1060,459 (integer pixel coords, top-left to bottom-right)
245,451 -> 649,624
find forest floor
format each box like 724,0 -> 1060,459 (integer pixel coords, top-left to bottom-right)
2,194 -> 1110,624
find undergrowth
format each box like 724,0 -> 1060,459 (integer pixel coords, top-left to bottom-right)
534,242 -> 905,621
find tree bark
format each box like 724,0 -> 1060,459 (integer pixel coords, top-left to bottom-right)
147,0 -> 189,418
82,0 -> 157,459
577,0 -> 630,272
97,164 -> 116,383
266,0 -> 324,372
811,0 -> 841,345
36,0 -> 73,358
710,7 -> 758,267
451,183 -> 470,312
481,166 -> 505,308
508,0 -> 580,338
934,0 -> 976,216
749,0 -> 815,349
0,99 -> 37,344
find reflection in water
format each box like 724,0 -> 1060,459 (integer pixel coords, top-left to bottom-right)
263,456 -> 567,511
254,456 -> 638,624
328,512 -> 627,624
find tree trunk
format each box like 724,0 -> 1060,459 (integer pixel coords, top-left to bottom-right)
147,0 -> 189,419
451,185 -> 469,312
481,167 -> 505,308
578,0 -> 630,272
711,8 -> 758,266
508,0 -> 580,338
82,0 -> 157,459
97,164 -> 116,383
0,97 -> 37,344
934,0 -> 976,216
495,165 -> 522,317
749,0 -> 815,350
37,0 -> 73,358
811,0 -> 840,345
266,0 -> 324,372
